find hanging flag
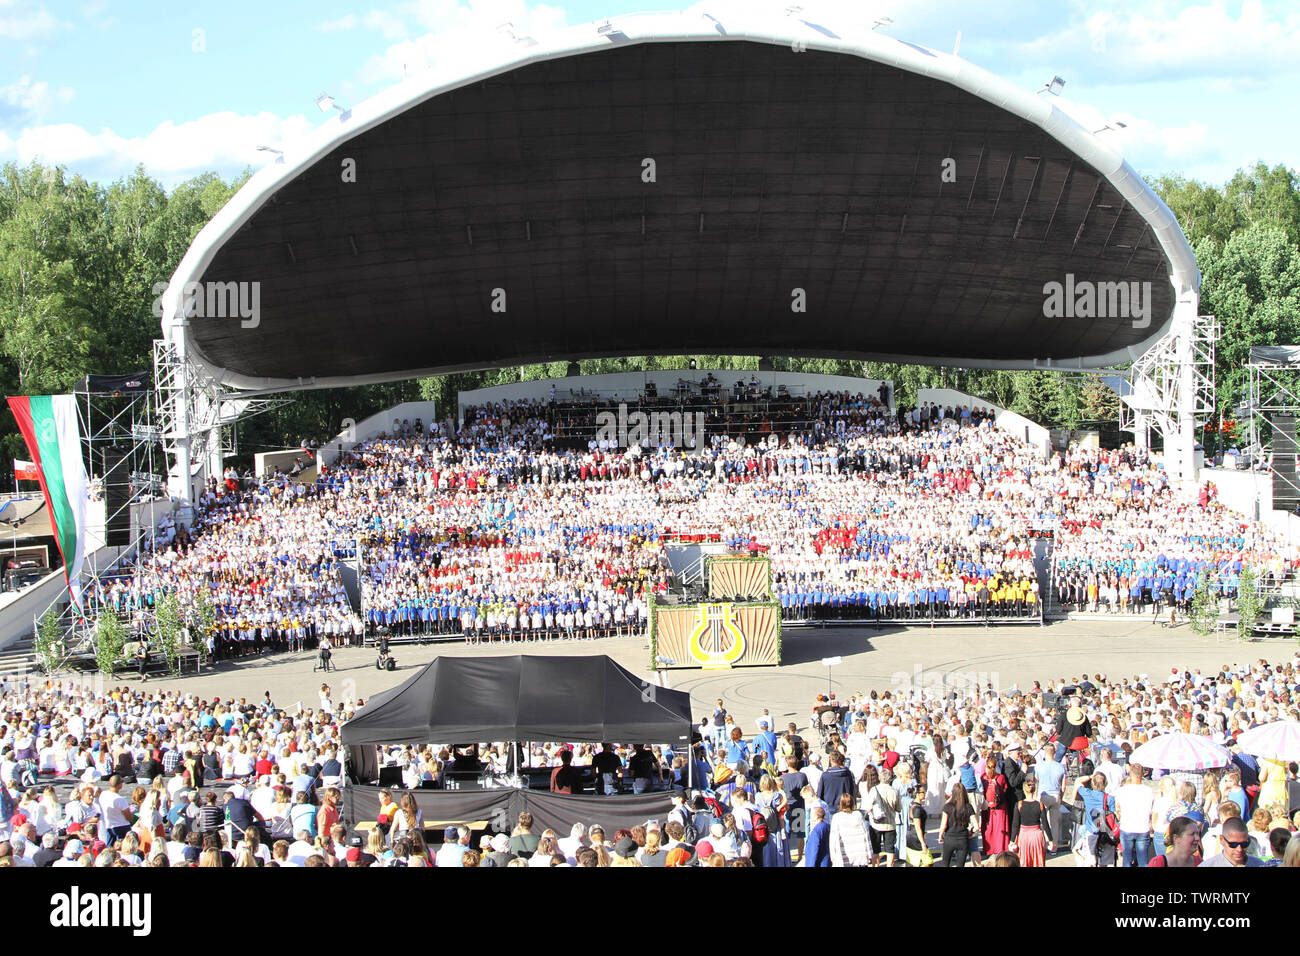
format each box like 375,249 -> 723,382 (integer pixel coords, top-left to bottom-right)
6,395 -> 90,605
13,459 -> 39,482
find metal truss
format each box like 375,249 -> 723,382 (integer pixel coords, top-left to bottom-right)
1246,353 -> 1300,506
1119,293 -> 1218,484
32,378 -> 170,655
30,344 -> 292,662
153,338 -> 290,512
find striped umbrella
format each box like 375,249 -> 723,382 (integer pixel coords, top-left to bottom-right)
1129,732 -> 1231,772
1235,720 -> 1300,762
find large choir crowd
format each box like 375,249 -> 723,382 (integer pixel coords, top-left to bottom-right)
76,387 -> 1300,659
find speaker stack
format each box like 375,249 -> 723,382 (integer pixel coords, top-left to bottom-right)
1271,413 -> 1300,512
102,445 -> 132,547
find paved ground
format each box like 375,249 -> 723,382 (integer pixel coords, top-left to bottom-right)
110,618 -> 1298,732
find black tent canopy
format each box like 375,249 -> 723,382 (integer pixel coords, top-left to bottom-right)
341,655 -> 692,748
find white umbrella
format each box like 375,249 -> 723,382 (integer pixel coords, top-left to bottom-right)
1129,732 -> 1231,772
1235,720 -> 1300,762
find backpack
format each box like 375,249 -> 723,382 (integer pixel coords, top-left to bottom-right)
749,807 -> 771,845
671,806 -> 699,845
869,785 -> 899,824
1098,793 -> 1120,842
703,795 -> 727,819
959,763 -> 978,793
16,759 -> 37,789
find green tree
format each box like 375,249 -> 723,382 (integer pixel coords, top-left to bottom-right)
190,588 -> 217,659
1236,565 -> 1264,641
1188,568 -> 1220,638
154,592 -> 184,675
1200,224 -> 1300,416
0,170 -> 103,393
93,612 -> 128,676
33,607 -> 65,673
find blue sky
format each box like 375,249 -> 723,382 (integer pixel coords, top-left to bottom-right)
0,0 -> 1295,190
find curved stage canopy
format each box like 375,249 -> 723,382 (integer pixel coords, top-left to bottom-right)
162,11 -> 1198,391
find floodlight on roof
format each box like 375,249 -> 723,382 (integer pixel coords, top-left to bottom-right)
597,19 -> 629,42
872,17 -> 893,30
315,92 -> 351,120
256,146 -> 284,164
1037,76 -> 1066,95
1092,121 -> 1128,133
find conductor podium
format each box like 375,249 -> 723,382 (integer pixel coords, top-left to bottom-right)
651,555 -> 782,669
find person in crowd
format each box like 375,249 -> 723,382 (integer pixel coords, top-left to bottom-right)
1199,816 -> 1267,868
938,782 -> 976,868
828,793 -> 870,867
1010,776 -> 1049,867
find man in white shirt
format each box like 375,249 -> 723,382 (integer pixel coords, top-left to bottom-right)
546,821 -> 584,863
250,781 -> 277,821
1096,750 -> 1123,794
1114,763 -> 1155,867
52,839 -> 85,867
436,826 -> 470,867
802,752 -> 823,793
285,831 -> 315,866
706,821 -> 737,860
97,775 -> 133,844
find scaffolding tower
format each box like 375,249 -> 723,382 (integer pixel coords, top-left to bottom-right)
31,343 -> 290,668
32,376 -> 170,662
154,336 -> 290,521
1245,346 -> 1300,516
1119,289 -> 1218,485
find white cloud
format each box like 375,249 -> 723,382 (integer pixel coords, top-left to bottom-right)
1,74 -> 75,120
355,0 -> 569,86
318,9 -> 409,40
0,0 -> 70,39
364,9 -> 408,40
79,0 -> 114,30
1019,0 -> 1300,83
1,110 -> 316,188
317,13 -> 358,32
1051,95 -> 1216,174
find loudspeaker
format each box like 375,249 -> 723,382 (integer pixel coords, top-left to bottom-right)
377,766 -> 402,788
1272,414 -> 1300,512
102,445 -> 132,546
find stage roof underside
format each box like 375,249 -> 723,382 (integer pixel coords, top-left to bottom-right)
164,24 -> 1198,391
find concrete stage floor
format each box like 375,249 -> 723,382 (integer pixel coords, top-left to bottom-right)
113,619 -> 1296,734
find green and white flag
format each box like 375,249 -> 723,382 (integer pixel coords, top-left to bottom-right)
6,394 -> 90,606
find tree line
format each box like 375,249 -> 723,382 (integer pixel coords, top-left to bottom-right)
2,159 -> 1298,480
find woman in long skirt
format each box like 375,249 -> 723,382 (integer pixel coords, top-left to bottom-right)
924,737 -> 951,817
981,762 -> 1010,856
1010,777 -> 1049,867
756,775 -> 791,867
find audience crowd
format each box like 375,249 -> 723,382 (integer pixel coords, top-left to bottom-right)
2,646 -> 1298,868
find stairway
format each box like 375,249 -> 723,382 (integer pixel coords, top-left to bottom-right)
0,633 -> 37,682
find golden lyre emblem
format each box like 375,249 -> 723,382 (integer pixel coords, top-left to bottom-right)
687,603 -> 746,669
